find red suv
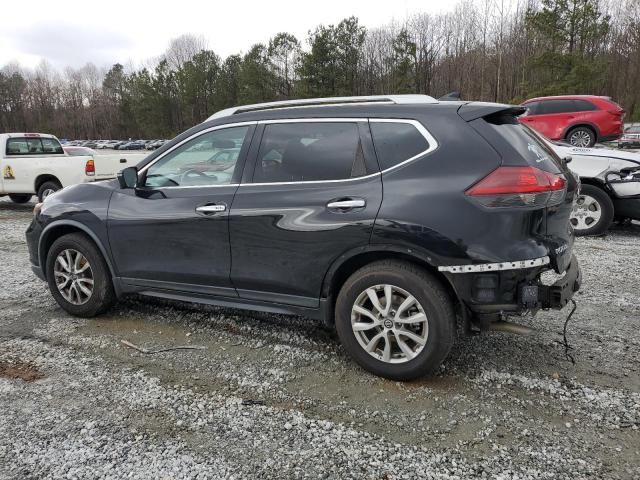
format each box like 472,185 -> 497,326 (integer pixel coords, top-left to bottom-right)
520,95 -> 624,147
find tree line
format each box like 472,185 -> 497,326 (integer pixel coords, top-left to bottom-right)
1,0 -> 638,140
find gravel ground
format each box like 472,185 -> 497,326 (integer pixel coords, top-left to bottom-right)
0,197 -> 639,479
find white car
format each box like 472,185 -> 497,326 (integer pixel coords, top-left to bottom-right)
0,133 -> 145,203
550,142 -> 640,235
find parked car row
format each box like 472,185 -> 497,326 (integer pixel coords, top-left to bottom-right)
1,133 -> 146,203
62,139 -> 169,150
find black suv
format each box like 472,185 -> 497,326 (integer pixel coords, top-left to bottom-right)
26,95 -> 581,380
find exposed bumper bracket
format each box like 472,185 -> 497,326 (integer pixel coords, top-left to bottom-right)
536,255 -> 581,310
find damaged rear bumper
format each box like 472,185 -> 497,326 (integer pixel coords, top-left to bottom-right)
522,255 -> 581,310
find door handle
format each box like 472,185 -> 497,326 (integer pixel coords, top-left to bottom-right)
327,198 -> 366,209
196,204 -> 226,214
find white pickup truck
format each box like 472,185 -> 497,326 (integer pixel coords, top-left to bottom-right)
0,133 -> 145,203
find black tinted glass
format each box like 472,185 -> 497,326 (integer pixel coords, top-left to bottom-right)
370,122 -> 429,170
524,102 -> 540,115
484,114 -> 562,173
538,100 -> 576,114
572,100 -> 597,112
253,122 -> 362,182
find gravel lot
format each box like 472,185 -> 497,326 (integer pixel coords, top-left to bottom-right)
0,196 -> 639,479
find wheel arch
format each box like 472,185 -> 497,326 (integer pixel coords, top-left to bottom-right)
39,221 -> 116,281
320,245 -> 463,326
34,174 -> 62,193
563,122 -> 601,141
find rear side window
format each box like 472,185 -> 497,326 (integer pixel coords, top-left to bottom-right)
537,100 -> 576,115
369,121 -> 429,170
6,137 -> 64,155
485,114 -> 562,173
253,122 -> 365,183
573,99 -> 597,112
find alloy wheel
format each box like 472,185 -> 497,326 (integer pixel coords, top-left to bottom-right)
570,194 -> 602,230
351,284 -> 428,364
54,249 -> 94,305
569,130 -> 592,148
42,188 -> 56,199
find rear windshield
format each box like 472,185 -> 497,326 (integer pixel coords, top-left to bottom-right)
484,113 -> 563,173
6,137 -> 64,155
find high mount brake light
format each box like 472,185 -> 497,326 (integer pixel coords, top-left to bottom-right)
466,166 -> 566,208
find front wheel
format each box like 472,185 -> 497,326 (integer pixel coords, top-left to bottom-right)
8,194 -> 32,204
570,184 -> 614,236
335,260 -> 455,380
45,233 -> 116,317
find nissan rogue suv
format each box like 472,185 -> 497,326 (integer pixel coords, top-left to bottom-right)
26,95 -> 581,380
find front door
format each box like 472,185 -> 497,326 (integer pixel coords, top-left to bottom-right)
108,123 -> 256,296
229,120 -> 383,307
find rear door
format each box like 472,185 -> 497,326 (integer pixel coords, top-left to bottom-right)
228,119 -> 382,307
521,99 -> 577,139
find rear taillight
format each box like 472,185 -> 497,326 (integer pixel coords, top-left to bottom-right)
85,159 -> 95,176
466,166 -> 566,208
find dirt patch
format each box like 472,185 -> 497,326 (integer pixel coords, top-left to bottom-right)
0,361 -> 43,382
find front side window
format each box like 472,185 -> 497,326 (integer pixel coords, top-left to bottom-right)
253,122 -> 364,183
370,121 -> 430,170
144,126 -> 250,187
523,102 -> 540,115
6,137 -> 63,155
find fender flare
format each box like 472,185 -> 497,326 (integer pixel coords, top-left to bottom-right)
562,122 -> 601,141
39,220 -> 117,280
320,243 -> 454,298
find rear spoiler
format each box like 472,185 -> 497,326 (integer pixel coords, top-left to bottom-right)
457,102 -> 526,122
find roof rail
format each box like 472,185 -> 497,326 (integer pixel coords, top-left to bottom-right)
205,94 -> 439,121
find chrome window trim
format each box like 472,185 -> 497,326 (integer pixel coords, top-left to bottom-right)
138,121 -> 257,177
241,118 -> 438,187
438,256 -> 550,273
369,118 -> 438,173
139,118 -> 438,189
257,118 -> 368,124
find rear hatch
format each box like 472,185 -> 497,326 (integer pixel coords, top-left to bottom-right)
460,104 -> 579,273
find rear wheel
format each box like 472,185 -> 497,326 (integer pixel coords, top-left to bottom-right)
45,233 -> 116,317
567,126 -> 596,148
8,194 -> 32,204
37,181 -> 62,202
571,184 -> 614,236
335,260 -> 455,380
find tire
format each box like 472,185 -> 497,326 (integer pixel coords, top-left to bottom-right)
566,126 -> 596,148
334,260 -> 455,381
571,184 -> 614,236
8,194 -> 32,204
45,233 -> 116,317
37,181 -> 62,202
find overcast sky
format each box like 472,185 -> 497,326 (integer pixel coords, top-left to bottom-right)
1,0 -> 457,70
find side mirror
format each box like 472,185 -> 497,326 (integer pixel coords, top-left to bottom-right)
117,166 -> 138,189
563,155 -> 572,164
